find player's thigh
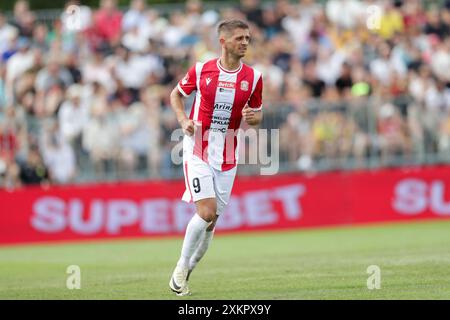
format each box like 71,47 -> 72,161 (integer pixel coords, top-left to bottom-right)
213,166 -> 237,216
184,158 -> 216,203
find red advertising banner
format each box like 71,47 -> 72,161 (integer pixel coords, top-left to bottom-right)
1,165 -> 450,245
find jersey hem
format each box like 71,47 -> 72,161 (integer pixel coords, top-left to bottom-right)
191,154 -> 238,172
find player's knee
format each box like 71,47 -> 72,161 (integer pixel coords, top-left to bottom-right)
196,200 -> 217,222
197,207 -> 216,222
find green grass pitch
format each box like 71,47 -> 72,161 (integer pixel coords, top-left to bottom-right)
1,220 -> 449,299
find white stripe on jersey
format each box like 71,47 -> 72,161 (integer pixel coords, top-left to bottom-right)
207,69 -> 238,169
177,84 -> 189,97
249,69 -> 262,111
193,92 -> 201,121
251,69 -> 261,96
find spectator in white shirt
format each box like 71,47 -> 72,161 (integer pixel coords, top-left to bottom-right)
139,9 -> 167,41
81,47 -> 116,93
370,42 -> 394,85
0,12 -> 18,56
326,0 -> 366,30
430,40 -> 450,82
41,121 -> 76,184
5,37 -> 36,105
121,25 -> 150,53
35,55 -> 74,93
82,104 -> 120,175
58,84 -> 89,165
122,0 -> 147,32
162,11 -> 188,48
113,45 -> 161,90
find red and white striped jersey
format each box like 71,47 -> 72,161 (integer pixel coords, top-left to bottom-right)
177,58 -> 263,171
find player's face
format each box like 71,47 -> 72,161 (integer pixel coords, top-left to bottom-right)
223,28 -> 251,59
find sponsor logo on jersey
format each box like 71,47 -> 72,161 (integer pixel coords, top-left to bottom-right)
219,87 -> 233,93
218,81 -> 236,89
214,102 -> 233,113
240,80 -> 249,91
210,127 -> 227,133
206,77 -> 212,85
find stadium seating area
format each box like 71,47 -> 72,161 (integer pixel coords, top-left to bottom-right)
0,0 -> 450,189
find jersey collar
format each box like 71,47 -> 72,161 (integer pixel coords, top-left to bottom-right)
217,58 -> 243,74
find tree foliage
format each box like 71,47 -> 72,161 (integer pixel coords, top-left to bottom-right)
0,0 -> 189,12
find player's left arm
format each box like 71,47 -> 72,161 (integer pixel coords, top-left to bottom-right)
242,104 -> 263,126
242,75 -> 264,126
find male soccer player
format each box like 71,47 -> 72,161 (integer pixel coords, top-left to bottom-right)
168,19 -> 263,296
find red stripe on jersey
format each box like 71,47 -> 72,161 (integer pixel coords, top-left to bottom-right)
194,110 -> 213,163
249,75 -> 263,109
193,59 -> 217,162
221,64 -> 255,171
178,64 -> 197,97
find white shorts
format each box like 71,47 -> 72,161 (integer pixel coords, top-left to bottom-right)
182,150 -> 237,216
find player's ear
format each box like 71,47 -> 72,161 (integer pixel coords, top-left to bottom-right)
219,37 -> 226,46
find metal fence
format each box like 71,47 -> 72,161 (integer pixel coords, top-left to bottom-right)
19,93 -> 449,185
251,95 -> 449,176
2,0 -> 450,185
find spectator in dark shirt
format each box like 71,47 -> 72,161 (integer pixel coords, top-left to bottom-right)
63,52 -> 82,84
335,62 -> 354,97
424,8 -> 447,40
19,146 -> 49,185
10,0 -> 35,39
303,59 -> 325,98
240,0 -> 264,29
261,6 -> 283,39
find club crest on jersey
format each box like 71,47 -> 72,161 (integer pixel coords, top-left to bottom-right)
240,80 -> 249,91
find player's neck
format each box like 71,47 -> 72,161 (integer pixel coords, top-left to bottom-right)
219,55 -> 241,72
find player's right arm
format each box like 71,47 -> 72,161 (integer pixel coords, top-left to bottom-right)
169,65 -> 198,136
170,88 -> 194,136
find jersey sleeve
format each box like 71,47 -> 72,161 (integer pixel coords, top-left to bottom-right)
177,65 -> 197,97
248,75 -> 263,111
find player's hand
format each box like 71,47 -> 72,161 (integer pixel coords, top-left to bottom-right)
180,118 -> 195,136
242,104 -> 256,124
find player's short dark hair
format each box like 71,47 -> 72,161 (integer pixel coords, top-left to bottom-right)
217,19 -> 249,36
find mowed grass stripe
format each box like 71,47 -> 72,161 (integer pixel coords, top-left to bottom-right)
0,220 -> 449,299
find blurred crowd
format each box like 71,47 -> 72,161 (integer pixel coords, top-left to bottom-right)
0,0 -> 450,189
